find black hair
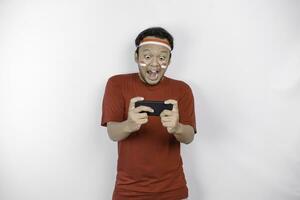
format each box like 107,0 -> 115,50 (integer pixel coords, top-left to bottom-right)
135,27 -> 174,55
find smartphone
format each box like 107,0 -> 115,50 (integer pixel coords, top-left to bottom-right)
135,100 -> 173,116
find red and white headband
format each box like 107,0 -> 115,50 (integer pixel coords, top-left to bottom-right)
138,37 -> 172,51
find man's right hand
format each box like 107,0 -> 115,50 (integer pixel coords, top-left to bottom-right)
125,97 -> 154,133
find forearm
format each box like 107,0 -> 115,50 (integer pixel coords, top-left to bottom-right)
107,120 -> 133,142
173,123 -> 195,144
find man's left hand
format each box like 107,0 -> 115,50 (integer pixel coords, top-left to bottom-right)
160,99 -> 181,134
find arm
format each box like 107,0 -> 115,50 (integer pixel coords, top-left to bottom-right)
160,99 -> 196,144
106,97 -> 154,142
107,120 -> 133,141
173,123 -> 195,144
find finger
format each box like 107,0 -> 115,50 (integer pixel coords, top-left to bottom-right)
161,117 -> 173,123
129,96 -> 144,110
134,106 -> 154,113
160,109 -> 172,117
130,113 -> 147,122
136,118 -> 148,124
164,99 -> 178,111
162,121 -> 173,127
167,127 -> 174,133
135,112 -> 148,119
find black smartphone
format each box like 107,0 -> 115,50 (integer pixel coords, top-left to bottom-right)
135,100 -> 173,116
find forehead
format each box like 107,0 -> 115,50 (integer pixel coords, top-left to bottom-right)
139,44 -> 170,53
139,36 -> 171,54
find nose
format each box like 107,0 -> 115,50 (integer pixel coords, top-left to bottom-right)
150,57 -> 159,67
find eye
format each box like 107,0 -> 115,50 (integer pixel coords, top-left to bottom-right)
144,55 -> 151,60
159,56 -> 166,61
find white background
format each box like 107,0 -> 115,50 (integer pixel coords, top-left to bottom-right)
1,0 -> 300,200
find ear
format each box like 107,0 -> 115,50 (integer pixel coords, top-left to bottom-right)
134,52 -> 138,64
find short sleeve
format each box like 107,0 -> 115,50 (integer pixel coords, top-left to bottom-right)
178,84 -> 197,133
101,76 -> 125,127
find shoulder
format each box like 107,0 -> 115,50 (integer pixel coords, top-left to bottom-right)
166,76 -> 192,92
105,73 -> 136,88
166,76 -> 194,101
107,73 -> 135,83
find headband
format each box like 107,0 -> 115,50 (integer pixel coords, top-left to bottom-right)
138,38 -> 172,51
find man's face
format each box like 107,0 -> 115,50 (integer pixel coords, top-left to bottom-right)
135,37 -> 171,85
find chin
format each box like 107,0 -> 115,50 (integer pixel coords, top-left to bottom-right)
145,77 -> 162,85
146,81 -> 159,85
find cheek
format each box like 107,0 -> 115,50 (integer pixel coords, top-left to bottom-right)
159,57 -> 169,66
161,63 -> 167,69
160,60 -> 169,69
139,61 -> 147,67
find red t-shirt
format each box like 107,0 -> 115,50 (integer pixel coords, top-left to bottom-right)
101,73 -> 197,200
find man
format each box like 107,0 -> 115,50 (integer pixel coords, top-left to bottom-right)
101,27 -> 197,200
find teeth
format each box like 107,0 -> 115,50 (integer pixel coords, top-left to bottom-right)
147,70 -> 158,73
